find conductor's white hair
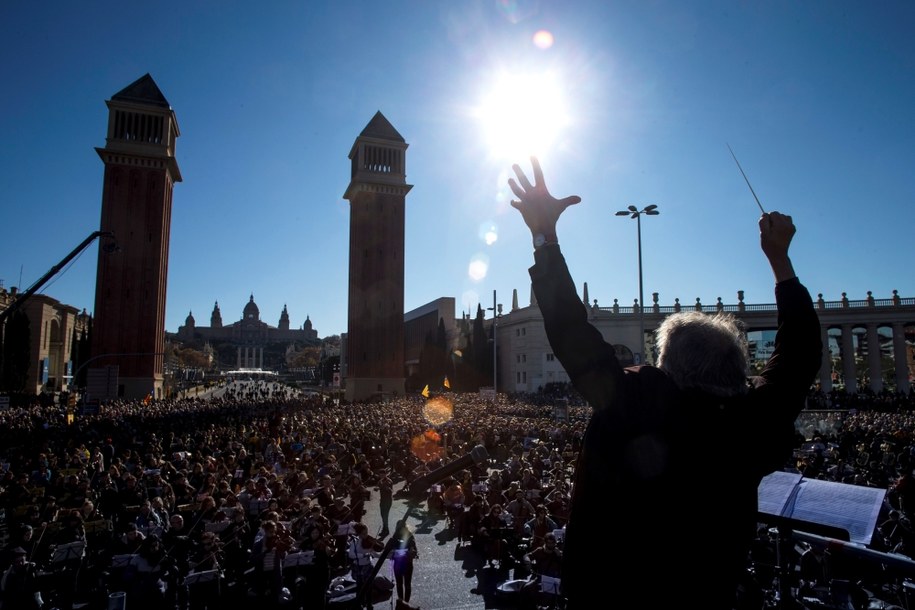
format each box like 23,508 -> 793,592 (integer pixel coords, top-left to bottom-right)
655,311 -> 749,397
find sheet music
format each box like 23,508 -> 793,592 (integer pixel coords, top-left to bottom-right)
540,575 -> 561,594
758,471 -> 886,546
111,554 -> 138,568
284,550 -> 315,567
184,569 -> 220,585
789,478 -> 885,545
758,471 -> 802,516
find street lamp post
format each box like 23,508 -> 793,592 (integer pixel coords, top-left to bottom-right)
487,290 -> 502,393
615,204 -> 660,364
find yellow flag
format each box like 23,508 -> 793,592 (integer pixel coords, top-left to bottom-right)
443,376 -> 451,389
421,384 -> 430,398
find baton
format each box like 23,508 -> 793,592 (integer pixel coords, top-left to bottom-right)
727,143 -> 766,214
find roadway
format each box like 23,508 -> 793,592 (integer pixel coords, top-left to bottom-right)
357,481 -> 524,610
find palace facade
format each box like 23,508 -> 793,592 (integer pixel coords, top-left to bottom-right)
175,296 -> 318,369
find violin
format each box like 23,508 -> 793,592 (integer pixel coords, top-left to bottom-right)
361,534 -> 384,552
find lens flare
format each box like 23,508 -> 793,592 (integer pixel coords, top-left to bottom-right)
423,396 -> 454,426
468,254 -> 489,282
461,290 -> 480,314
533,30 -> 554,49
479,221 -> 498,245
411,430 -> 445,463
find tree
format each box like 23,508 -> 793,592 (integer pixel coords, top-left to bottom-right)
176,347 -> 210,370
288,345 -> 321,369
463,304 -> 491,391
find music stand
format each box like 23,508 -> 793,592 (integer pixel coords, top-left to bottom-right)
204,521 -> 229,534
284,551 -> 315,568
249,498 -> 269,516
336,522 -> 355,536
52,541 -> 86,564
84,519 -> 110,535
757,471 -> 885,610
540,575 -> 561,595
111,554 -> 138,569
184,569 -> 220,586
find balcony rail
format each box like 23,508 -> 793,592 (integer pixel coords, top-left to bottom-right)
595,293 -> 915,315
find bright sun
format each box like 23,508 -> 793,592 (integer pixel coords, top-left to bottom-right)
474,69 -> 570,161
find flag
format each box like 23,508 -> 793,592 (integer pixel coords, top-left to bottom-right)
143,392 -> 152,405
443,376 -> 451,389
421,384 -> 430,398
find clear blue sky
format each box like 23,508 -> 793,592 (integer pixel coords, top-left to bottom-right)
2,1 -> 913,339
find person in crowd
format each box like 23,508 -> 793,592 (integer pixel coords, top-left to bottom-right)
347,522 -> 383,609
477,504 -> 510,569
389,519 -> 419,610
0,547 -> 44,610
504,489 -> 536,538
218,505 -> 251,586
135,499 -> 164,537
523,505 -> 558,550
299,515 -> 335,610
186,531 -> 224,610
314,473 -> 336,509
520,531 -> 563,609
508,156 -> 822,609
127,534 -> 173,610
375,468 -> 394,538
442,478 -> 466,536
463,495 -> 488,549
162,512 -> 192,605
347,474 -> 370,522
250,519 -> 294,609
110,522 -> 146,558
543,481 -> 571,526
2,525 -> 37,571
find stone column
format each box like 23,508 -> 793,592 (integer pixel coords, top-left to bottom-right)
236,347 -> 241,369
866,324 -> 883,393
841,324 -> 857,394
818,325 -> 832,392
893,323 -> 910,394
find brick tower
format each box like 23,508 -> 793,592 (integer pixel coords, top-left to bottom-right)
91,74 -> 181,400
343,112 -> 411,402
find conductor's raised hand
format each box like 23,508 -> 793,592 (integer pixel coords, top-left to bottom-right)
759,211 -> 795,260
759,211 -> 797,283
509,156 -> 581,240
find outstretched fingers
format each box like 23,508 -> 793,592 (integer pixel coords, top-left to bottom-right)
559,195 -> 582,209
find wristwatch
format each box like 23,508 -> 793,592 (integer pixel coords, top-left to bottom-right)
533,233 -> 557,249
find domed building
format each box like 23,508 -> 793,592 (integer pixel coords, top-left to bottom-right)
175,294 -> 318,369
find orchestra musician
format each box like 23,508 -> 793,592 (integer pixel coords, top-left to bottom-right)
348,522 -> 383,609
186,531 -> 224,610
250,519 -> 295,608
299,517 -> 336,610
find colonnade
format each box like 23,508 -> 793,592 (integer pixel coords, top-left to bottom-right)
236,345 -> 264,369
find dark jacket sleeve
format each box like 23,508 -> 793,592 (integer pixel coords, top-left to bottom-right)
752,277 -> 822,418
529,245 -> 623,411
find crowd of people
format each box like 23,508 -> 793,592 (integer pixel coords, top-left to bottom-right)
0,378 -> 914,609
